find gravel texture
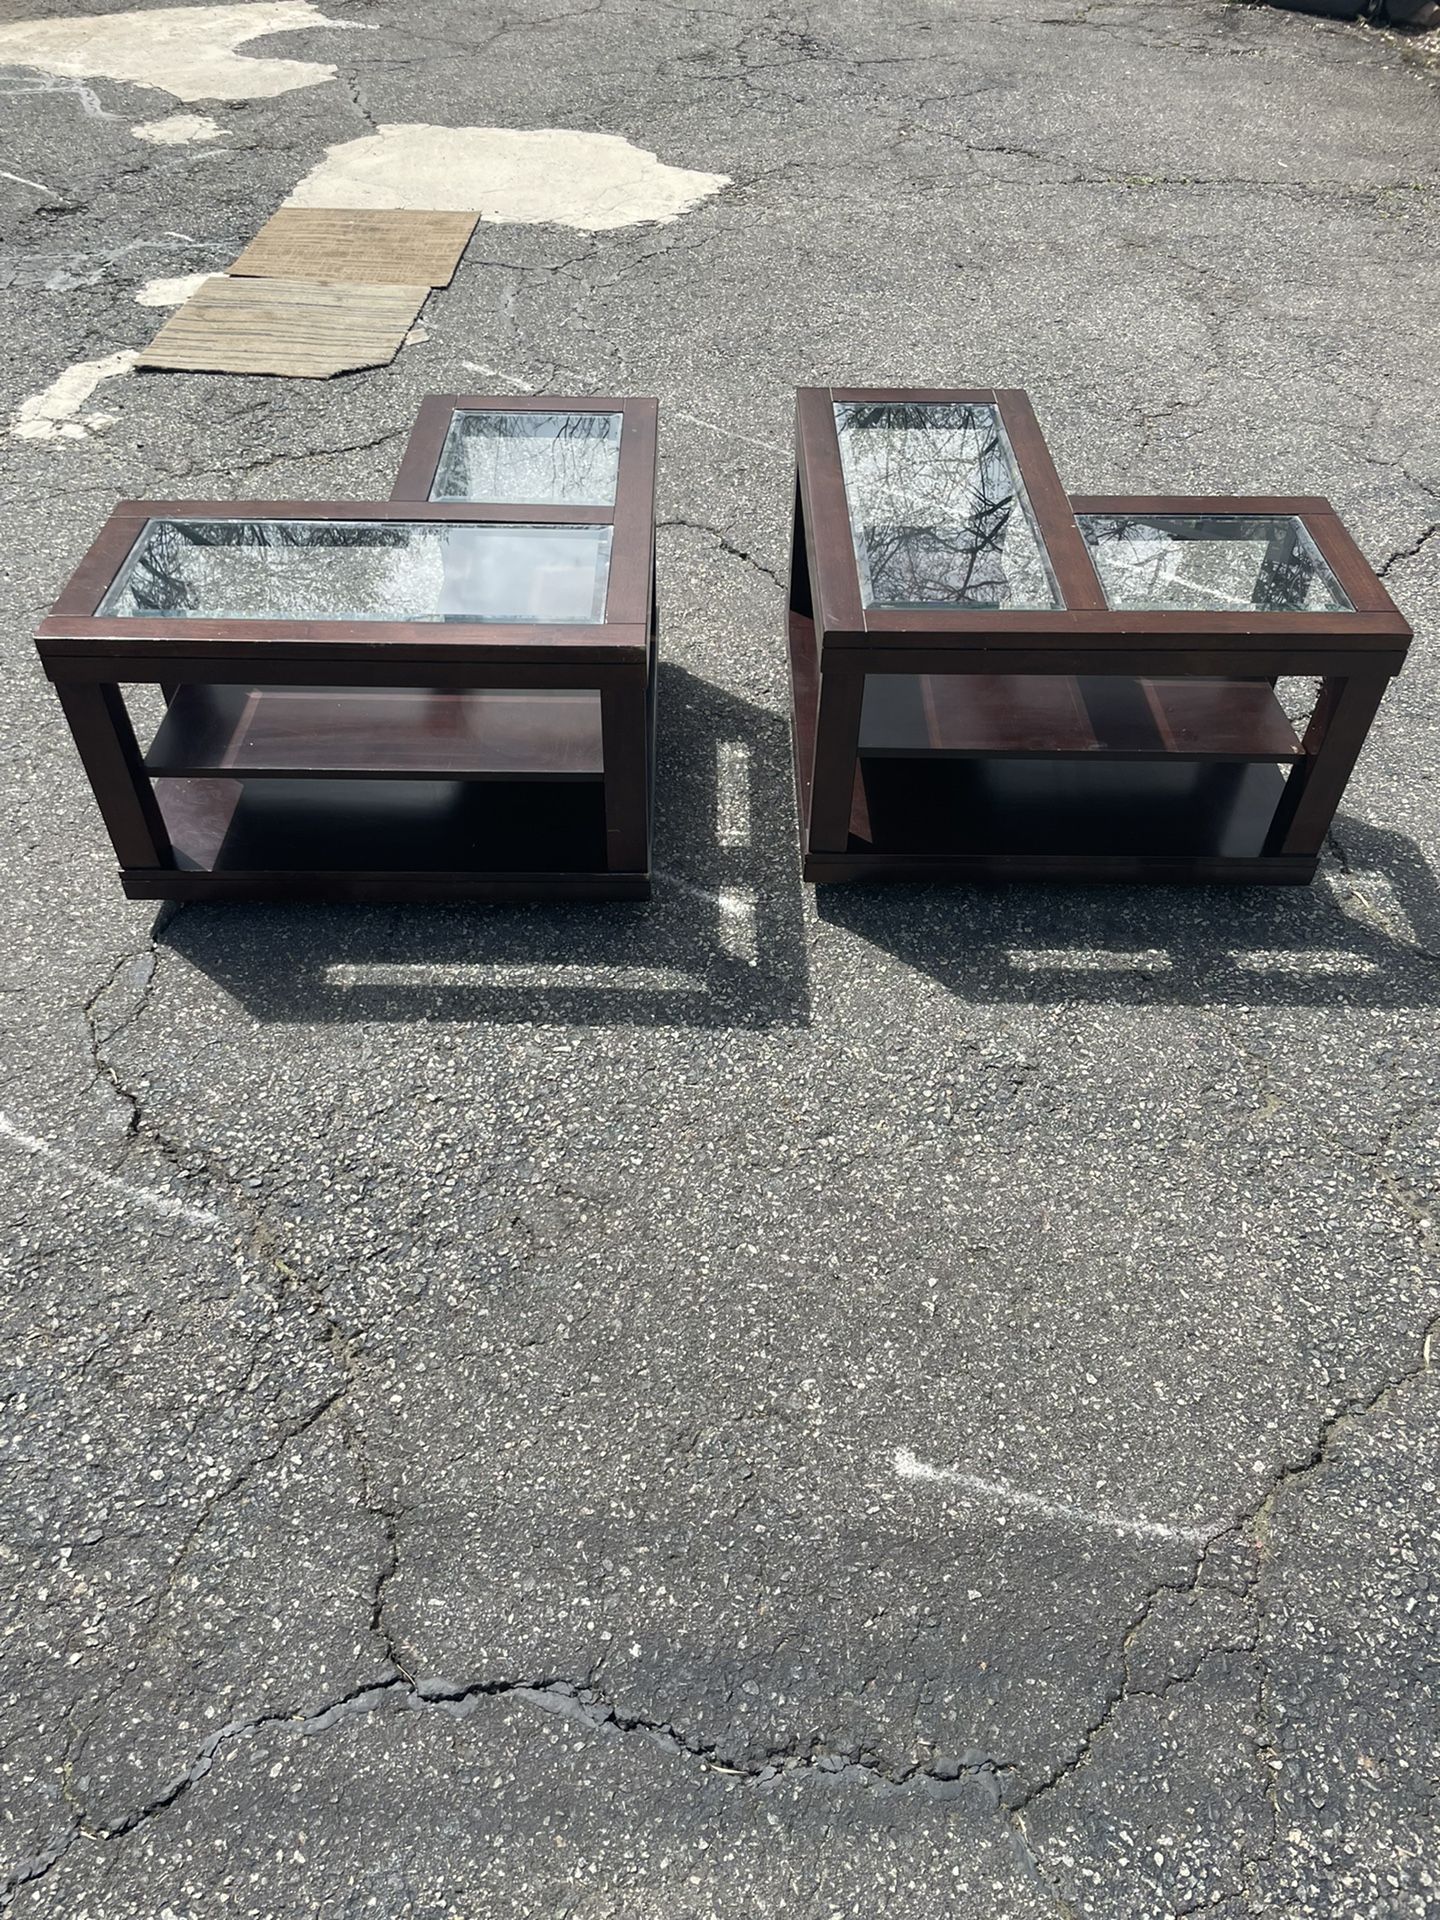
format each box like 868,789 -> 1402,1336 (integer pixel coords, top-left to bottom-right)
1,1 -> 1437,1913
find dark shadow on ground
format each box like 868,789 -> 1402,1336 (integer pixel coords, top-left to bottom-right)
815,816 -> 1440,1010
158,665 -> 810,1029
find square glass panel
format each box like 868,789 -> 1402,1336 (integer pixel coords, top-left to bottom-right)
430,409 -> 623,506
1078,513 -> 1353,614
99,519 -> 613,624
833,401 -> 1062,611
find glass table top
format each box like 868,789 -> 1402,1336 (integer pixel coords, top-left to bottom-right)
100,518 -> 613,624
833,401 -> 1061,611
1078,513 -> 1352,614
430,409 -> 623,506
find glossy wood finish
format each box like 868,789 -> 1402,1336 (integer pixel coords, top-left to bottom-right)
858,674 -> 1303,762
37,397 -> 659,901
146,685 -> 604,780
788,407 -> 1412,887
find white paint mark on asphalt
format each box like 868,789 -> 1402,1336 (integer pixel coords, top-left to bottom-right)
671,407 -> 786,457
135,271 -> 220,306
0,71 -> 116,119
894,1447 -> 1220,1545
0,4 -> 365,106
131,112 -> 225,144
45,232 -> 213,294
0,169 -> 57,197
286,125 -> 730,230
460,363 -> 535,391
0,1113 -> 224,1229
8,349 -> 139,441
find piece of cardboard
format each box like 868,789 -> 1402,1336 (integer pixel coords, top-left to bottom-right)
228,209 -> 478,288
137,275 -> 429,379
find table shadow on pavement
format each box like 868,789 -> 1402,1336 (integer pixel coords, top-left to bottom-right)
816,816 -> 1440,1010
157,666 -> 810,1029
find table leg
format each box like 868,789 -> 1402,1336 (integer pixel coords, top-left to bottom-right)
55,680 -> 173,870
1265,673 -> 1389,857
807,660 -> 865,853
600,668 -> 650,874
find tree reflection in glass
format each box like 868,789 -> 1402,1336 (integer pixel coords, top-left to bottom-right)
833,402 -> 1061,610
99,518 -> 613,624
431,410 -> 623,506
1078,515 -> 1353,614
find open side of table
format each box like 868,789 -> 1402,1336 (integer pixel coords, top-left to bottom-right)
788,388 -> 1411,885
35,398 -> 658,903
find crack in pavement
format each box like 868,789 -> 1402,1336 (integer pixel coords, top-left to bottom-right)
14,1282 -> 1433,1910
1,1666 -> 1016,1905
1377,519 -> 1440,578
659,514 -> 784,586
1002,1292 -> 1439,1902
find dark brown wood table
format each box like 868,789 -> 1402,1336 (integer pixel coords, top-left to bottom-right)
788,387 -> 1411,885
35,397 -> 658,902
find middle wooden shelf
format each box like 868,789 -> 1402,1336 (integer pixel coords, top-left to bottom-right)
144,684 -> 605,782
856,673 -> 1304,763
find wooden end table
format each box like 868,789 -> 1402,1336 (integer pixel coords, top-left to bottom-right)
788,387 -> 1411,885
35,397 -> 658,902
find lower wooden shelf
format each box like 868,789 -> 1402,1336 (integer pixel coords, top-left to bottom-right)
127,774 -> 645,901
851,756 -> 1294,861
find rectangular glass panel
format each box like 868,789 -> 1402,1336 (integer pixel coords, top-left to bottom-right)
100,519 -> 613,624
430,409 -> 623,505
833,401 -> 1062,611
1077,513 -> 1353,613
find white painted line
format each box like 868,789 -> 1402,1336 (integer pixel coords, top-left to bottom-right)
459,363 -> 535,391
0,1112 -> 224,1229
894,1448 -> 1220,1546
671,408 -> 786,458
0,169 -> 56,196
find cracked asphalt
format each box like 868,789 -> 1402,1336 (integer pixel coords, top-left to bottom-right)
2,0 -> 1440,1914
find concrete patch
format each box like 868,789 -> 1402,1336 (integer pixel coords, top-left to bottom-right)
7,348 -> 138,440
131,112 -> 226,144
0,3 -> 361,106
285,124 -> 730,230
134,271 -> 221,306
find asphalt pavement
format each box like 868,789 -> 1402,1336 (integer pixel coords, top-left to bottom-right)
1,1 -> 1438,1914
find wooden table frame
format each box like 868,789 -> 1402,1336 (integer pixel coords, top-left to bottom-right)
788,386 -> 1411,886
37,403 -> 659,902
